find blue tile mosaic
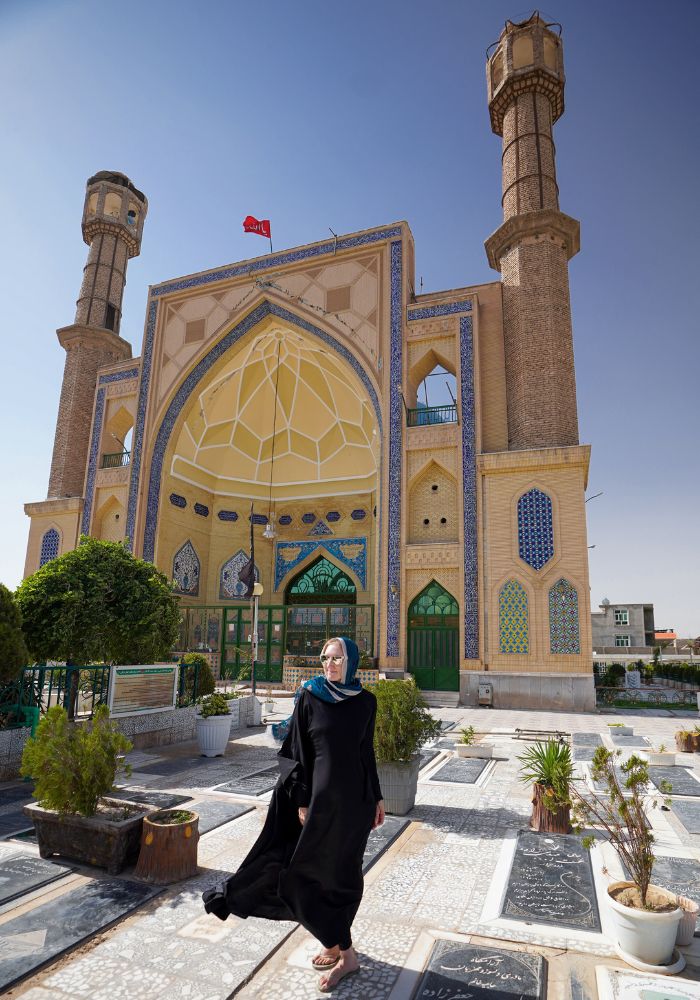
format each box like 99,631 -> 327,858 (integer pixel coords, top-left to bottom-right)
386,239 -> 403,657
126,299 -> 158,551
549,578 -> 580,654
351,509 -> 366,520
135,300 -> 383,562
460,315 -> 478,659
172,540 -> 200,596
308,518 -> 332,536
251,513 -> 268,525
326,511 -> 340,522
193,502 -> 209,518
80,386 -> 106,535
407,299 -> 473,321
278,515 -> 292,526
39,528 -> 60,567
518,488 -> 554,570
275,538 -> 367,591
98,367 -> 140,384
499,579 -> 529,654
169,494 -> 187,508
151,226 -> 402,297
301,513 -> 316,524
217,510 -> 238,521
220,550 -> 259,600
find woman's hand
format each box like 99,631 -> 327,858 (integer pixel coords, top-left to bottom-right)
298,806 -> 308,826
372,799 -> 385,830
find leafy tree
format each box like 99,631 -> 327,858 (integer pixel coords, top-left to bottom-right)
16,537 -> 181,666
0,583 -> 29,684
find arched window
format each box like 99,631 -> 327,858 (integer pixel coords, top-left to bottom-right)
499,580 -> 529,654
39,528 -> 60,567
104,192 -> 121,218
285,556 -> 356,606
517,488 -> 554,570
549,578 -> 580,654
412,364 -> 457,426
408,580 -> 458,620
173,541 -> 200,596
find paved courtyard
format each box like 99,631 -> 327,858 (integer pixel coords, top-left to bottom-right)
2,703 -> 700,999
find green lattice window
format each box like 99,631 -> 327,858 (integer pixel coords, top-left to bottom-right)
286,557 -> 356,605
408,581 -> 458,625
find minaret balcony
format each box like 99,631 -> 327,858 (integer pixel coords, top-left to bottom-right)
101,451 -> 131,469
406,404 -> 457,428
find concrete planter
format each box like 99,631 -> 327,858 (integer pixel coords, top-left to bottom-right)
644,752 -> 677,766
376,755 -> 420,816
606,881 -> 682,968
195,714 -> 231,757
607,725 -> 633,736
455,743 -> 494,758
24,798 -> 151,875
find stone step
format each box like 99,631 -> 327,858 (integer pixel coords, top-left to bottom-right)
420,691 -> 460,708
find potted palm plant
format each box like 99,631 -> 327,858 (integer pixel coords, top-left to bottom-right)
21,704 -> 150,874
517,740 -> 574,833
571,747 -> 682,970
455,725 -> 494,759
195,693 -> 231,757
373,678 -> 441,815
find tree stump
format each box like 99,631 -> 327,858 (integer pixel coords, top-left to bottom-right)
133,809 -> 199,883
530,783 -> 572,834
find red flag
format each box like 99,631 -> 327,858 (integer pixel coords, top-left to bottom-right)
243,215 -> 271,239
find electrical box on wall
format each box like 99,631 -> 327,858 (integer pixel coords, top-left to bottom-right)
478,683 -> 493,707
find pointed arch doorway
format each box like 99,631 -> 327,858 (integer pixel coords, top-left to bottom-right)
407,581 -> 459,691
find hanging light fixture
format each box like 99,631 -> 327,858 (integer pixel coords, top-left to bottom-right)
263,337 -> 283,540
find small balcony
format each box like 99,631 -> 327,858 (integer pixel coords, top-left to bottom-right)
406,404 -> 457,427
101,451 -> 131,469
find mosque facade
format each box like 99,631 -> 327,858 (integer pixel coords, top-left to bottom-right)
23,14 -> 594,709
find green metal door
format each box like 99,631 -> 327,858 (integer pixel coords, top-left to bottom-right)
222,606 -> 284,683
407,581 -> 459,691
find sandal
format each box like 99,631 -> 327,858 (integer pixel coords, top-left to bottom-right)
311,952 -> 340,970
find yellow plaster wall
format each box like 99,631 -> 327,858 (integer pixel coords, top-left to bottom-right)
479,446 -> 592,673
23,500 -> 82,577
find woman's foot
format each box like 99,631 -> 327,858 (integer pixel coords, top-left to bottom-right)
318,947 -> 360,992
311,945 -> 340,969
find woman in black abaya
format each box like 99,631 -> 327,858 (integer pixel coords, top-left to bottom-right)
202,635 -> 385,992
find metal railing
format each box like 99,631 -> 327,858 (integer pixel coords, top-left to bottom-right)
0,665 -> 111,729
596,686 -> 699,708
101,451 -> 131,469
407,404 -> 457,427
176,659 -> 203,707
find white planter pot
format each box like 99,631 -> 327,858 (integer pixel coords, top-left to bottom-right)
644,752 -> 677,766
676,895 -> 699,947
607,725 -> 633,736
607,881 -> 682,966
456,744 -> 494,758
195,714 -> 231,757
263,701 -> 274,714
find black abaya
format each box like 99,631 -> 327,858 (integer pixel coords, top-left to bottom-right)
203,687 -> 383,951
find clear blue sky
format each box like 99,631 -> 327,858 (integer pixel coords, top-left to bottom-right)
1,0 -> 698,636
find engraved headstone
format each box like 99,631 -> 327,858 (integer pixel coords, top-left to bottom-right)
573,748 -> 597,762
415,939 -> 545,1000
572,733 -> 603,747
214,766 -> 278,796
362,816 -> 409,873
419,748 -> 440,769
610,734 -> 650,747
0,853 -> 71,906
110,789 -> 192,809
625,670 -> 641,689
648,767 -> 700,797
434,738 -> 459,750
427,757 -> 490,784
672,800 -> 700,834
501,831 -> 601,931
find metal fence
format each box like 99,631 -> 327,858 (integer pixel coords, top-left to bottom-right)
101,451 -> 131,468
406,404 -> 457,427
596,686 -> 699,708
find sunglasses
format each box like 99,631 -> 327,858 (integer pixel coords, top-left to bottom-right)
320,654 -> 345,664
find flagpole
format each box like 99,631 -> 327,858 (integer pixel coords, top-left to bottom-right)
269,236 -> 273,254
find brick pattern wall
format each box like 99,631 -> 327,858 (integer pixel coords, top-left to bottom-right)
408,464 -> 458,544
502,93 -> 559,219
75,231 -> 129,332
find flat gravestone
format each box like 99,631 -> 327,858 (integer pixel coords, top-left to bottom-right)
0,853 -> 72,906
362,816 -> 409,873
191,800 -> 253,834
672,800 -> 700,834
623,856 -> 700,934
0,786 -> 34,806
440,721 -> 456,731
135,756 -> 213,776
0,810 -> 34,839
427,757 -> 489,784
501,831 -> 601,931
415,939 -> 545,1000
648,767 -> 700,797
419,748 -> 440,769
110,788 -> 193,809
590,765 -> 641,794
610,734 -> 651,747
214,766 -> 279,796
0,876 -> 160,992
434,738 -> 458,750
573,748 -> 597,762
596,965 -> 700,1000
572,733 -> 603,747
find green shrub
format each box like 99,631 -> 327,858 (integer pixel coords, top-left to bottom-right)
0,584 -> 28,684
198,693 -> 230,717
373,678 -> 441,763
21,704 -> 132,817
600,662 -> 626,688
181,653 -> 215,699
458,725 -> 476,745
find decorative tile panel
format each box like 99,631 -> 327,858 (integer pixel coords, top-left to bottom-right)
251,513 -> 268,525
217,510 -> 238,521
499,580 -> 529,654
170,494 -> 187,508
549,578 -> 580,654
39,528 -> 60,567
460,315 -> 478,659
386,239 -> 403,656
518,488 -> 554,570
136,300 -> 383,563
80,386 -> 105,535
326,511 -> 340,522
219,550 -> 260,600
278,515 -> 292,526
172,540 -> 200,596
275,538 -> 367,591
407,299 -> 473,321
193,503 -> 209,518
308,519 -> 332,536
351,509 -> 366,520
301,513 -> 316,524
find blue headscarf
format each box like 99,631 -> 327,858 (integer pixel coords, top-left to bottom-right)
271,636 -> 363,742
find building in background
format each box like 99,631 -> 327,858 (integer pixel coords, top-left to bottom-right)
591,599 -> 655,655
23,14 -> 594,709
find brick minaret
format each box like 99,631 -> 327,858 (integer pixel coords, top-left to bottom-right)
47,172 -> 147,498
484,13 -> 580,450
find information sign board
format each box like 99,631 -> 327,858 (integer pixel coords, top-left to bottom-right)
108,665 -> 178,717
